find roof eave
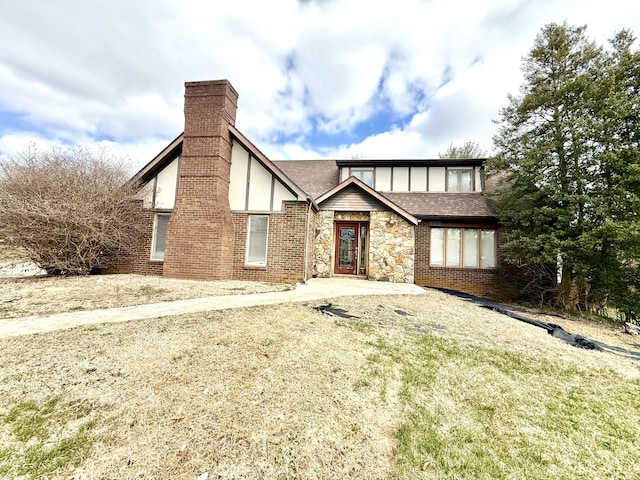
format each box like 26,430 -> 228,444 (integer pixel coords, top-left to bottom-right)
129,133 -> 184,187
417,215 -> 498,222
336,158 -> 486,167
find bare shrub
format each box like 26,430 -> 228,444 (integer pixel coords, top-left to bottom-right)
0,144 -> 145,275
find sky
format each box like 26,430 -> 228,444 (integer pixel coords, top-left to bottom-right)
0,0 -> 638,173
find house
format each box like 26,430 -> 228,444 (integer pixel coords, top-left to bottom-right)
116,79 -> 509,298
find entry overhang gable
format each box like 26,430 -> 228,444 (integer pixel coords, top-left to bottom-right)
316,176 -> 419,226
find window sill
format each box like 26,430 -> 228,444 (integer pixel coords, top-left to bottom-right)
429,265 -> 495,270
244,264 -> 267,270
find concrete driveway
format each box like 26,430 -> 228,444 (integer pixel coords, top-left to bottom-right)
0,278 -> 426,338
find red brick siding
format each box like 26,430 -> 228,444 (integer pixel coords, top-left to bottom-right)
163,80 -> 238,280
415,222 -> 510,299
232,202 -> 310,284
103,209 -> 164,276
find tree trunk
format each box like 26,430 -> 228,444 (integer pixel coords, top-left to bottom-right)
557,266 -> 579,312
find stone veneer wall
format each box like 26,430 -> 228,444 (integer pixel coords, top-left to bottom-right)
313,210 -> 335,277
368,211 -> 415,283
313,210 -> 415,283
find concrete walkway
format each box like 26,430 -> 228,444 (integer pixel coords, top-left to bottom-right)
0,278 -> 426,338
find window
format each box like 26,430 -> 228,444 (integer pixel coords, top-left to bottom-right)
350,168 -> 374,187
246,215 -> 269,266
430,228 -> 495,268
447,168 -> 473,192
151,213 -> 170,260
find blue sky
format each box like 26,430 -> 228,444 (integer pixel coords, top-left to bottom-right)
0,0 -> 638,173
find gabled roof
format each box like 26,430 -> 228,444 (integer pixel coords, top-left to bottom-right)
316,176 -> 419,225
129,131 -> 493,221
128,127 -> 309,204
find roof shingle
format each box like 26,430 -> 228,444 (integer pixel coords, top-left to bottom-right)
384,192 -> 495,219
272,160 -> 339,199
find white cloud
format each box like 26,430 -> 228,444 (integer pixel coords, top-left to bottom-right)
0,0 -> 638,166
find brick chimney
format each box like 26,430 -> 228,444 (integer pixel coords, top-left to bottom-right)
163,80 -> 238,280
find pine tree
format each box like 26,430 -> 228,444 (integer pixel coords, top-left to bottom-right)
487,23 -> 640,319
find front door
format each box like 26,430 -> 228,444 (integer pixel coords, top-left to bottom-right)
334,222 -> 368,275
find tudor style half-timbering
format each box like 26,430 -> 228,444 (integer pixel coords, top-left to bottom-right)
275,158 -> 502,296
118,79 -> 509,298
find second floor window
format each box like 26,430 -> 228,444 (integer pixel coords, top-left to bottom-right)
350,168 -> 374,187
447,168 -> 473,192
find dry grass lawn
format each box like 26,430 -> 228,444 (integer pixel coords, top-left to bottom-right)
0,302 -> 398,479
0,275 -> 292,318
0,244 -> 29,263
1,275 -> 639,479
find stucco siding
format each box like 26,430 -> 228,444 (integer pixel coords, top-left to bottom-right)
392,167 -> 409,191
410,167 -> 428,192
229,140 -> 250,210
154,157 -> 179,209
230,140 -> 296,212
376,167 -> 392,191
247,157 -> 273,211
428,167 -> 446,192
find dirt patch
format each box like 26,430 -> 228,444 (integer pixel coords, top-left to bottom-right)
0,275 -> 292,318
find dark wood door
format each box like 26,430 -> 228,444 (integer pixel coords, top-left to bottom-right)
334,223 -> 358,275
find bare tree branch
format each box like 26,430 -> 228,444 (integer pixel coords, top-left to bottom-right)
0,144 -> 145,275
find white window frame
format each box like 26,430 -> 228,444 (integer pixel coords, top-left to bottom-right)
150,213 -> 170,261
446,167 -> 474,192
245,215 -> 269,266
430,227 -> 496,269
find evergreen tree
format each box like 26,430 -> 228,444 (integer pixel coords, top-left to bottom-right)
487,23 -> 640,319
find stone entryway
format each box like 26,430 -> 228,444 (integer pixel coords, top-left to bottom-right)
313,210 -> 415,283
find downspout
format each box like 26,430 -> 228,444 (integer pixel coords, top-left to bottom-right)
303,195 -> 314,283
